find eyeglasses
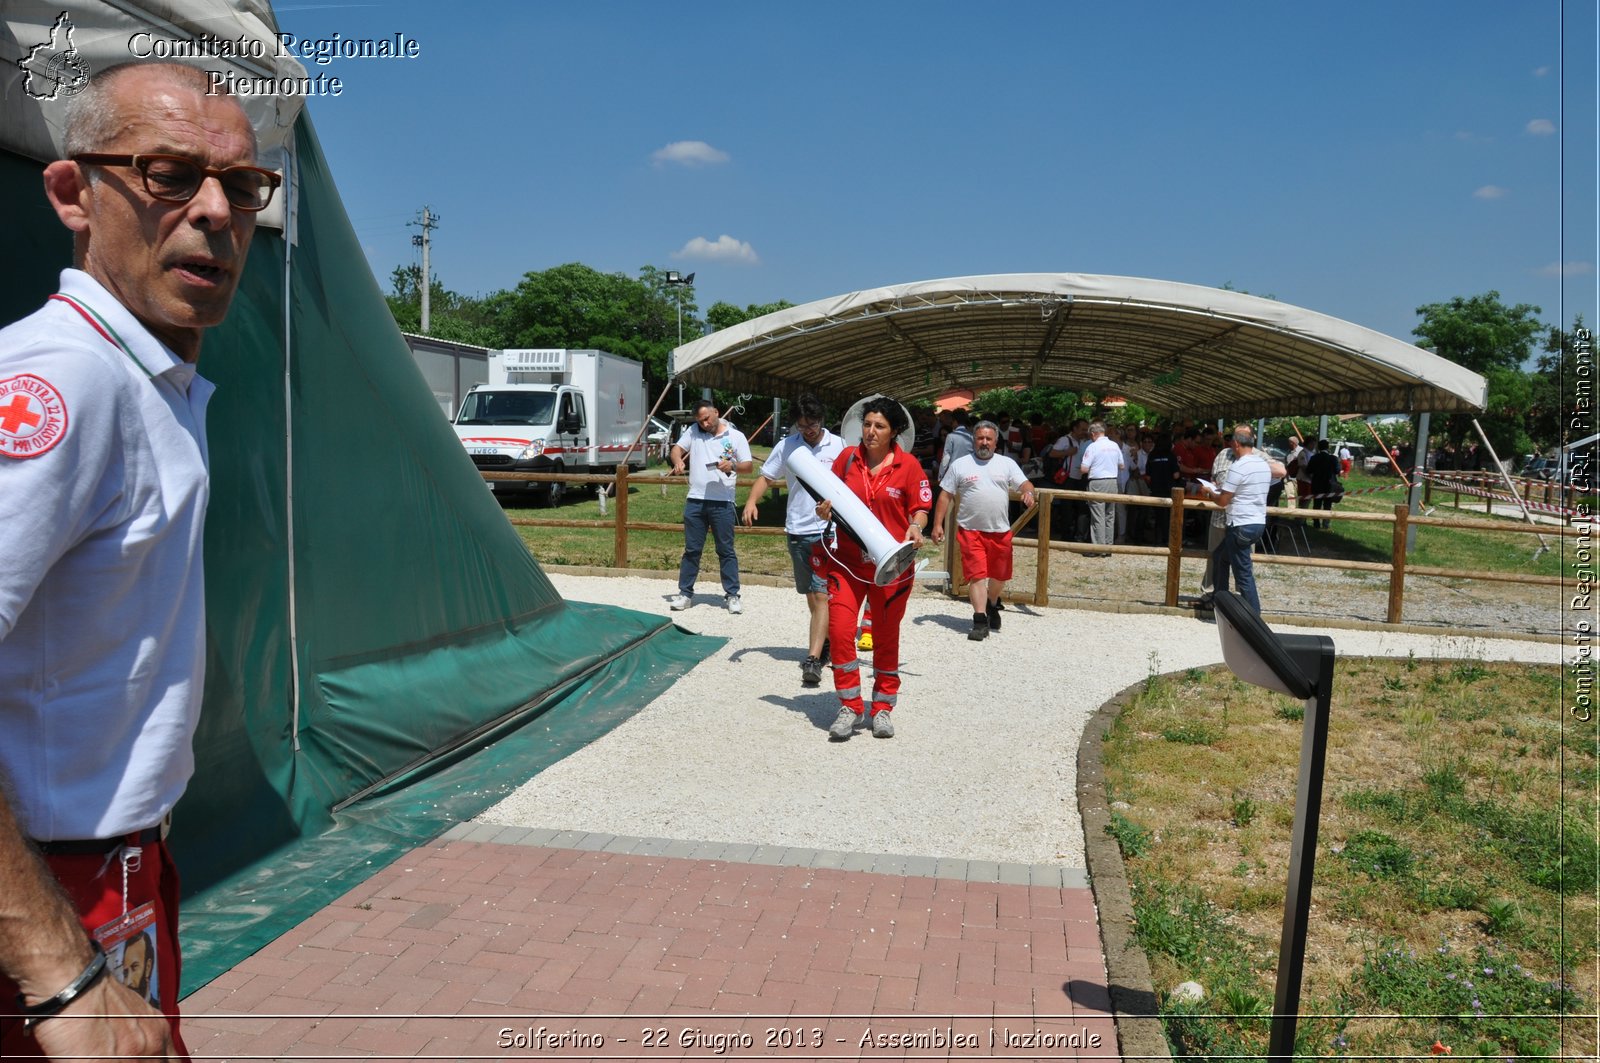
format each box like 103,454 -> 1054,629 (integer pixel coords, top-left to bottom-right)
71,153 -> 282,212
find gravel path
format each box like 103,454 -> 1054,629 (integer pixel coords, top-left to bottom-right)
479,574 -> 1560,869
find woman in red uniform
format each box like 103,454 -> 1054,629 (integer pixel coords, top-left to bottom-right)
814,396 -> 930,740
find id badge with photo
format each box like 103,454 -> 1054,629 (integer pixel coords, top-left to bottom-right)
92,901 -> 160,1008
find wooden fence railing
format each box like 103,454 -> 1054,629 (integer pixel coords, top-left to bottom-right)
485,468 -> 1580,625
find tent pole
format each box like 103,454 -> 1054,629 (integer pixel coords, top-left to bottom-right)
1406,412 -> 1429,552
281,150 -> 302,751
1472,417 -> 1550,554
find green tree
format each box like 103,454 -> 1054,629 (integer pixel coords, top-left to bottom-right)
705,299 -> 796,332
385,265 -> 500,347
488,263 -> 696,391
1412,292 -> 1546,460
1530,315 -> 1590,449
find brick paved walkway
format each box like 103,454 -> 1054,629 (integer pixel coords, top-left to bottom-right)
182,826 -> 1114,1061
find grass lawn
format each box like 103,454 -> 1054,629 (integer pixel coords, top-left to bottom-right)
1100,657 -> 1597,1060
502,447 -> 800,577
1302,470 -> 1574,580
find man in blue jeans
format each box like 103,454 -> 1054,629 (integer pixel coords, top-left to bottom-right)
669,399 -> 752,612
1203,425 -> 1282,613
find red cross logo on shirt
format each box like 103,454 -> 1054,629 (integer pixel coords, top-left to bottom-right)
0,394 -> 41,434
0,374 -> 69,459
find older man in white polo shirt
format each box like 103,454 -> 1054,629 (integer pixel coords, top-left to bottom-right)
1,62 -> 279,1061
1077,421 -> 1125,556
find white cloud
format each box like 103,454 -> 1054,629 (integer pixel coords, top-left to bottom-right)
650,140 -> 730,167
1473,185 -> 1508,200
1537,261 -> 1595,277
1533,65 -> 1550,77
673,234 -> 760,265
1526,118 -> 1556,135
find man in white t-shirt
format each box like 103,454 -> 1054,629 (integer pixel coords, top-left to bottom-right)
1203,425 -> 1274,613
933,422 -> 1036,640
742,394 -> 843,685
1078,422 -> 1125,555
669,398 -> 753,612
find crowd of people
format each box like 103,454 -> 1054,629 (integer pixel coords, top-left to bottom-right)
679,390 -> 1351,747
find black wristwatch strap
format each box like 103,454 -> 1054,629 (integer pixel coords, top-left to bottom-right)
17,942 -> 108,1030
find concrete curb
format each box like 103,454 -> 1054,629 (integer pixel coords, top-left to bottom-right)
1077,677 -> 1173,1062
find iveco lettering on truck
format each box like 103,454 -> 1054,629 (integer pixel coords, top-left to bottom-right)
454,348 -> 647,504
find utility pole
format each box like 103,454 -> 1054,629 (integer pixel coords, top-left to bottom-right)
409,206 -> 439,333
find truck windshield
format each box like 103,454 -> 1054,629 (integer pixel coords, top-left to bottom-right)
456,391 -> 557,426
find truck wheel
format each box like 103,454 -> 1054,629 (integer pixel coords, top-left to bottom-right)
543,471 -> 565,508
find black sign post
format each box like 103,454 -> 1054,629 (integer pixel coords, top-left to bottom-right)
1212,590 -> 1336,1061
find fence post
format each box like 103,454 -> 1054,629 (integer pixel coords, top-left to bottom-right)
1034,492 -> 1052,606
1387,504 -> 1408,624
945,500 -> 963,599
614,465 -> 630,569
1165,488 -> 1186,607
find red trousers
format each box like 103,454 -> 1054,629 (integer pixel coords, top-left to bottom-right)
826,564 -> 913,716
0,840 -> 188,1060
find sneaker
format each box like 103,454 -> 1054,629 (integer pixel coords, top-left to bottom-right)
800,656 -> 823,687
969,614 -> 989,641
871,711 -> 895,739
669,594 -> 691,611
727,594 -> 743,614
829,707 -> 859,740
986,603 -> 1002,632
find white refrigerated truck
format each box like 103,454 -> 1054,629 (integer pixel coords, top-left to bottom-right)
452,348 -> 648,505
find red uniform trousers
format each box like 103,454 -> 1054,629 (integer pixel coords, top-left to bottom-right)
0,840 -> 189,1060
826,563 -> 913,718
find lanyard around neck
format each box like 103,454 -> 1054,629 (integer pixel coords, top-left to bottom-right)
49,294 -> 155,379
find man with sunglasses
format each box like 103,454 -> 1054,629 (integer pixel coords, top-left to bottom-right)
0,62 -> 275,1062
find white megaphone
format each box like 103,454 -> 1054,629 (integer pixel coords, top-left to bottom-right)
786,444 -> 919,586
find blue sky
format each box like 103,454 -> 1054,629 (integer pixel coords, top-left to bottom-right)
275,0 -> 1596,351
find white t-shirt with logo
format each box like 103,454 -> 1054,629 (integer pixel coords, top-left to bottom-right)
940,452 -> 1029,532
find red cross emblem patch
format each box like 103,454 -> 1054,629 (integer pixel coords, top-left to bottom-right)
0,374 -> 69,459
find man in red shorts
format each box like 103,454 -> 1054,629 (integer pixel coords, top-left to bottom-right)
933,422 -> 1036,640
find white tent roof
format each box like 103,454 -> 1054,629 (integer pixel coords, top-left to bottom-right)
671,273 -> 1487,420
1,0 -> 306,228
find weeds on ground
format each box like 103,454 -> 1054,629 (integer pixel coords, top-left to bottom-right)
1101,657 -> 1597,1060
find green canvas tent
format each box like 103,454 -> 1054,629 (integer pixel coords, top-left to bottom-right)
0,0 -> 709,988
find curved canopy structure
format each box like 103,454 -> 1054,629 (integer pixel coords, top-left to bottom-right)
670,274 -> 1485,420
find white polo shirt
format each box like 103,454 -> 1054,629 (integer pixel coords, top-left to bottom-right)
1079,435 -> 1124,480
678,418 -> 751,503
0,270 -> 213,841
760,427 -> 844,536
